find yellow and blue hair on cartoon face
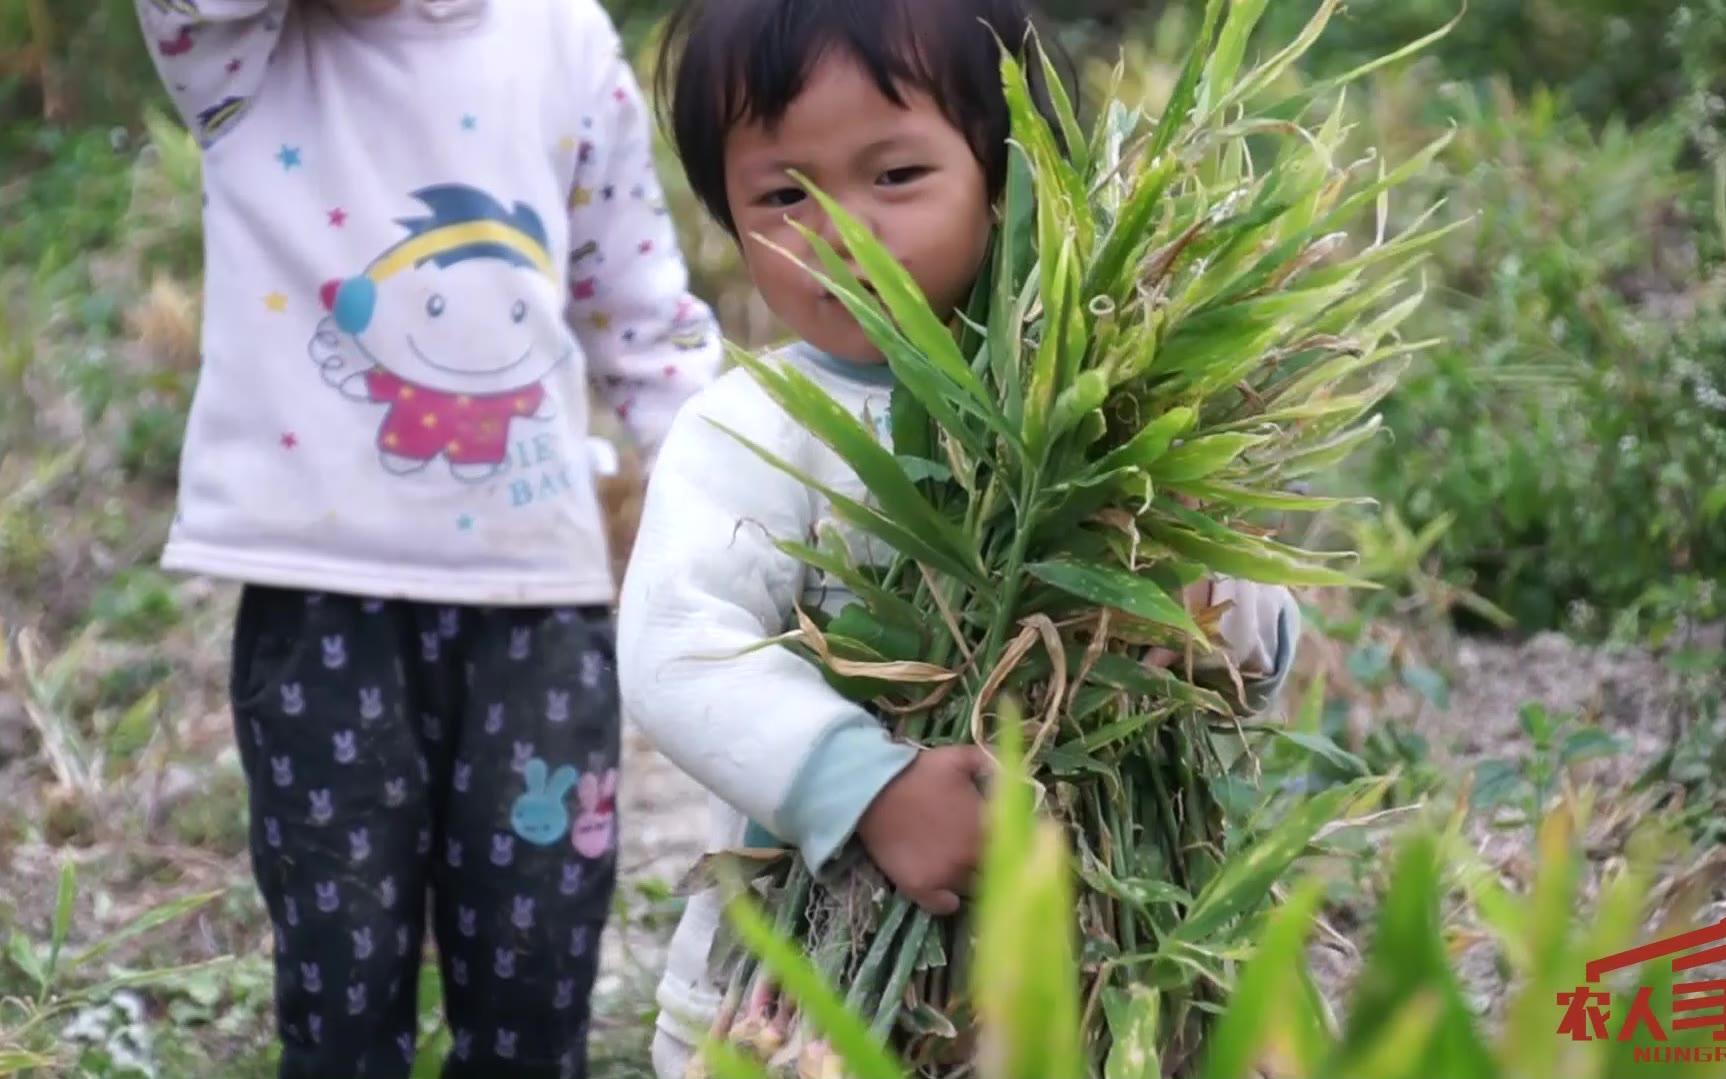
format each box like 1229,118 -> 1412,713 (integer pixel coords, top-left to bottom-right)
324,185 -> 554,336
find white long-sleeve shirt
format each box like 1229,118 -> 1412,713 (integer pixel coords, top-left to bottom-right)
617,344 -> 1301,1049
136,0 -> 720,604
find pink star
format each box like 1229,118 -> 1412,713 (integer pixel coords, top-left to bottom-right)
227,57 -> 244,74
328,208 -> 348,228
572,277 -> 596,301
663,365 -> 678,378
616,400 -> 634,420
638,240 -> 654,254
612,87 -> 628,103
281,432 -> 299,450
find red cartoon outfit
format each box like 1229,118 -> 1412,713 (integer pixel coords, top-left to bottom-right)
365,370 -> 544,466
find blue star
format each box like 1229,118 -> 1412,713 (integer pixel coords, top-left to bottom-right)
461,114 -> 477,131
277,145 -> 302,170
457,514 -> 475,532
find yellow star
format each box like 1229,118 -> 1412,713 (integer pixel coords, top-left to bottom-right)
570,186 -> 593,208
558,135 -> 577,154
264,291 -> 288,313
590,311 -> 612,331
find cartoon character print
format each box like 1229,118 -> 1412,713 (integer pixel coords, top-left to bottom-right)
511,758 -> 579,846
158,25 -> 198,56
310,185 -> 570,482
195,96 -> 248,145
571,767 -> 617,859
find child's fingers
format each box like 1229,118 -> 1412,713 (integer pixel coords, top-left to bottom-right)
914,887 -> 962,917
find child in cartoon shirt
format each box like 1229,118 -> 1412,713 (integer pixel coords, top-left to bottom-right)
132,1 -> 721,1077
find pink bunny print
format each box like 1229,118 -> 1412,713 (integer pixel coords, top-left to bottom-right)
571,768 -> 617,859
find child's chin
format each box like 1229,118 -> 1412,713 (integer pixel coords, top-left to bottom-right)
810,326 -> 887,366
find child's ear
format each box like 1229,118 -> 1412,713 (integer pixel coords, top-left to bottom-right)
523,758 -> 547,792
548,766 -> 580,800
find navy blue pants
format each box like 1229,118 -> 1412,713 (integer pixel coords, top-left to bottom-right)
230,586 -> 620,1079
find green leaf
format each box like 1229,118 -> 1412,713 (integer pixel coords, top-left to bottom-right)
1325,832 -> 1496,1079
1218,0 -> 1343,111
1085,154 -> 1179,302
1201,878 -> 1330,1079
1296,668 -> 1326,734
699,1042 -> 773,1079
1148,0 -> 1225,162
1086,652 -> 1232,714
759,233 -> 996,459
1094,407 -> 1197,477
1033,28 -> 1088,176
6,931 -> 46,992
1081,710 -> 1170,753
1178,481 -> 1368,512
1151,433 -> 1269,484
68,889 -> 225,970
774,540 -> 923,629
1198,0 -> 1271,119
1560,727 -> 1625,767
722,890 -> 901,1079
792,175 -> 992,407
1028,559 -> 1203,637
974,704 -> 1087,1079
1001,48 -> 1093,254
1469,759 -> 1526,811
47,860 -> 75,984
1270,730 -> 1370,777
1148,524 -> 1370,588
990,146 -> 1036,414
709,419 -> 986,589
1104,985 -> 1164,1079
1175,776 -> 1387,944
1399,664 -> 1450,709
1517,703 -> 1551,743
731,350 -> 980,584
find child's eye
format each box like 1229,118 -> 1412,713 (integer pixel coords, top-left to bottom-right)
757,188 -> 806,209
426,294 -> 446,318
879,166 -> 930,187
512,300 -> 528,324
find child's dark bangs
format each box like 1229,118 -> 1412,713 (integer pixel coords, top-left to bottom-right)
716,1 -> 940,134
660,0 -> 1058,235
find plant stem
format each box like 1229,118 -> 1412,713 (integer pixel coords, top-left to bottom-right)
871,908 -> 934,1040
845,896 -> 913,1011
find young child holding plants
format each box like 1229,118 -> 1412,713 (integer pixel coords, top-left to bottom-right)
616,1 -> 1302,1073
133,0 -> 721,1075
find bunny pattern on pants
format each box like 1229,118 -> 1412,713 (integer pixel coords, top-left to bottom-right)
231,587 -> 619,1079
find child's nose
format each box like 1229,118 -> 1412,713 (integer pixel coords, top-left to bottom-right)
810,191 -> 880,257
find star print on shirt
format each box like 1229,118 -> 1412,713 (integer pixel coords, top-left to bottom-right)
277,145 -> 302,171
281,432 -> 299,450
264,292 -> 288,313
328,208 -> 348,228
461,115 -> 477,131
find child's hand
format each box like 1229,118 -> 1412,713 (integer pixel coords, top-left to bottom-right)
1148,577 -> 1291,679
856,746 -> 992,916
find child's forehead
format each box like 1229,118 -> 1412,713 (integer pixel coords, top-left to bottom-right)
725,52 -> 949,158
